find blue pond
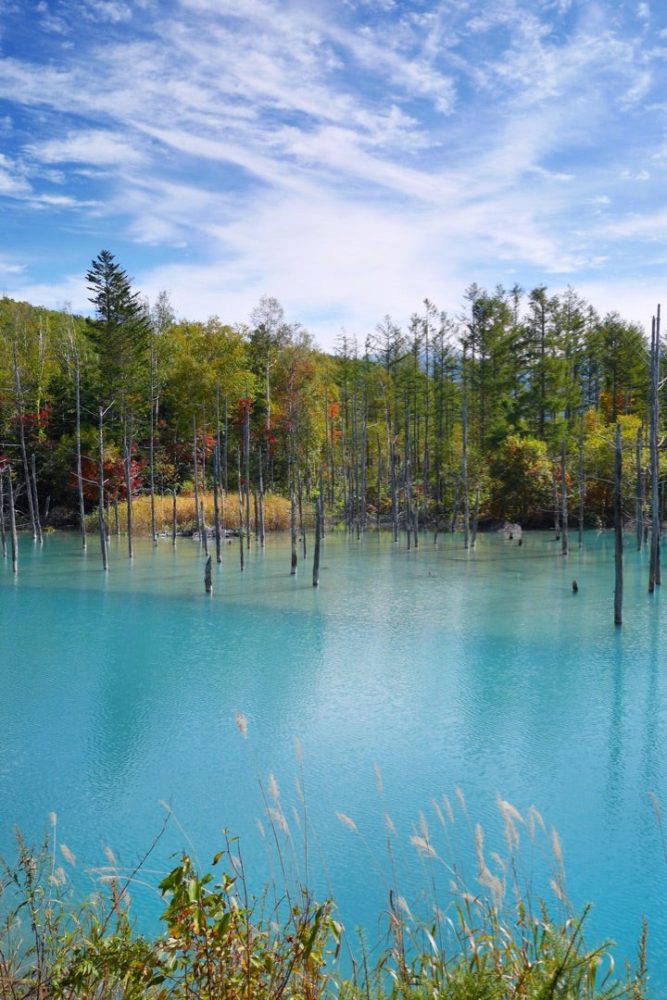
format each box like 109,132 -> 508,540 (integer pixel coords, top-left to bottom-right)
0,529 -> 666,984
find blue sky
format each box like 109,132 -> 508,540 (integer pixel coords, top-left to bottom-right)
0,0 -> 665,348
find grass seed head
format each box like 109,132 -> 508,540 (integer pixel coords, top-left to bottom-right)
410,835 -> 437,859
551,828 -> 563,869
60,844 -> 76,867
268,772 -> 280,801
268,807 -> 289,836
336,812 -> 357,833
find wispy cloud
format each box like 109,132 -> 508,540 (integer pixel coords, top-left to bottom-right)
0,257 -> 24,275
0,0 -> 666,343
82,0 -> 133,22
0,153 -> 31,197
28,130 -> 147,167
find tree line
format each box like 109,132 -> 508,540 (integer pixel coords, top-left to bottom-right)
0,252 -> 659,562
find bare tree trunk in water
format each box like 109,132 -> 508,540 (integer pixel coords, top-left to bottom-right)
561,442 -> 568,556
237,447 -> 244,571
298,473 -> 306,559
391,447 -> 399,542
413,498 -> 419,549
258,447 -> 265,548
351,388 -> 358,538
7,469 -> 17,573
149,334 -> 157,546
405,410 -> 413,550
213,443 -> 222,564
253,489 -> 259,544
290,464 -> 298,576
149,416 -> 156,545
319,466 -> 326,539
98,406 -> 108,572
73,359 -> 86,550
614,423 -> 623,626
636,424 -> 643,552
193,417 -> 200,537
215,389 -> 224,533
360,392 -> 367,536
243,402 -> 251,551
312,492 -> 322,587
462,383 -> 469,550
470,486 -> 480,549
30,453 -> 42,543
433,477 -> 441,547
204,554 -> 212,594
12,339 -> 37,539
124,432 -> 133,560
200,499 -> 208,556
223,397 -> 229,493
578,429 -> 585,549
376,433 -> 382,533
552,473 -> 561,539
449,482 -> 458,534
0,472 -> 5,558
650,309 -> 661,591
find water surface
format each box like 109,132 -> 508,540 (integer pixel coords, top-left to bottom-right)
1,530 -> 665,984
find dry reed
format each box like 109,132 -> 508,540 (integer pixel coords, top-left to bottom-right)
109,491 -> 292,534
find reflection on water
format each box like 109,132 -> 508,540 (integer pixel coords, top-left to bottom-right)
1,530 -> 666,983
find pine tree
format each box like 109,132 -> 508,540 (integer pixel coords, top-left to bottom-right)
86,249 -> 149,408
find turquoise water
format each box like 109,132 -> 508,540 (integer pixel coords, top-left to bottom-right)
1,529 -> 666,984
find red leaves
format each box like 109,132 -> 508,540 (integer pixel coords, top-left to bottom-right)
235,397 -> 253,417
75,455 -> 144,502
10,405 -> 51,434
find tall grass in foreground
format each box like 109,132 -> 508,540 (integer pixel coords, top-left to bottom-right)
0,727 -> 651,998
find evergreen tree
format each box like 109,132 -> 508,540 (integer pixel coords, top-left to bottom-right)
462,284 -> 515,450
85,250 -> 149,408
596,313 -> 648,421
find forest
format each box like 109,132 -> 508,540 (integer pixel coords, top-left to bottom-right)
0,251 -> 657,550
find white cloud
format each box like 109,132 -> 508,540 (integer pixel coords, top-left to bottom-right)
604,208 -> 667,239
577,277 -> 656,329
0,257 -> 24,275
0,153 -> 31,196
82,0 -> 133,22
27,129 -> 147,167
0,273 -> 89,313
620,168 -> 651,180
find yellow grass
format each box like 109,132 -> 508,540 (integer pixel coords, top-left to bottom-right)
112,492 -> 291,534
